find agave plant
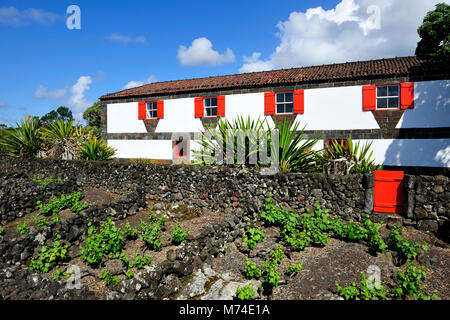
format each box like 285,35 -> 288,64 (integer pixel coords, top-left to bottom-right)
0,118 -> 42,157
322,137 -> 381,174
40,118 -> 84,141
271,118 -> 321,172
193,115 -> 269,166
79,136 -> 116,161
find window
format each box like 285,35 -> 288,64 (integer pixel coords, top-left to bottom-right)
376,85 -> 399,109
204,97 -> 217,117
276,92 -> 294,114
146,101 -> 157,119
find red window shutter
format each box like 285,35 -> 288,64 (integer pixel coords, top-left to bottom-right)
194,97 -> 204,118
138,101 -> 147,120
293,90 -> 304,114
264,92 -> 275,115
400,83 -> 414,109
157,100 -> 164,119
362,85 -> 376,111
217,96 -> 225,117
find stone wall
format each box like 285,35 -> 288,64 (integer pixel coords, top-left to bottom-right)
0,155 -> 448,240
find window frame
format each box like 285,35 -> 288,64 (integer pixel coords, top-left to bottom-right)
146,101 -> 158,120
375,84 -> 400,110
275,91 -> 295,115
203,96 -> 218,118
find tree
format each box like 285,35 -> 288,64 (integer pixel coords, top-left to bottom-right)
40,106 -> 73,124
415,3 -> 450,59
83,101 -> 101,128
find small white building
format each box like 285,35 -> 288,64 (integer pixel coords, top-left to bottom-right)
99,56 -> 450,173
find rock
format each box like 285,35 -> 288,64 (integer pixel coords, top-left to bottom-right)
104,259 -> 124,275
418,220 -> 438,233
166,249 -> 177,262
176,270 -> 208,299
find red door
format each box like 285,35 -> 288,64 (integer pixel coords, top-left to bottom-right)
374,170 -> 404,214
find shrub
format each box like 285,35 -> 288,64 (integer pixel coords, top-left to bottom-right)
79,136 -> 116,161
80,219 -> 125,266
244,258 -> 262,279
34,217 -> 49,228
392,263 -> 439,300
386,226 -> 424,262
0,119 -> 42,158
0,226 -> 4,235
40,118 -> 83,142
37,189 -> 87,216
29,234 -> 68,274
336,272 -> 388,300
17,221 -> 30,235
288,261 -> 303,274
99,270 -> 120,287
242,225 -> 266,250
261,245 -> 285,289
139,212 -> 166,250
236,283 -> 256,300
170,222 -> 190,245
123,221 -> 138,239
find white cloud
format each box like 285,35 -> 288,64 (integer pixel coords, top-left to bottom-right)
239,0 -> 442,73
0,6 -> 61,26
68,76 -> 93,119
123,75 -> 157,90
0,102 -> 7,108
34,85 -> 68,100
106,33 -> 148,44
177,37 -> 235,67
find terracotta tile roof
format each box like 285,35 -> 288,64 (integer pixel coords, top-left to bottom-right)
100,56 -> 449,100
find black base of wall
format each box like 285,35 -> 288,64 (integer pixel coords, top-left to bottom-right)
382,165 -> 450,177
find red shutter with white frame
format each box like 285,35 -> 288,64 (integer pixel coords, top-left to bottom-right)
217,96 -> 225,117
362,85 -> 376,111
138,101 -> 147,120
194,97 -> 204,118
264,92 -> 276,115
400,83 -> 414,109
157,100 -> 164,119
293,90 -> 304,114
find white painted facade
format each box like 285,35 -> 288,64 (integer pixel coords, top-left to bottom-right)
106,80 -> 450,167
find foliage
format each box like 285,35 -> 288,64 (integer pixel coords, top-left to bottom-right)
127,252 -> 152,270
138,212 -> 166,250
170,222 -> 190,245
80,219 -> 125,266
34,217 -> 49,228
386,226 -> 424,262
244,258 -> 262,278
261,245 -> 285,289
40,118 -> 83,142
32,176 -> 65,186
123,221 -> 138,239
336,272 -> 388,300
29,234 -> 68,274
99,269 -> 120,287
273,118 -> 321,172
236,283 -> 256,300
0,226 -> 3,235
79,136 -> 116,161
415,3 -> 450,58
51,266 -> 63,281
17,221 -> 30,235
0,119 -> 42,158
83,101 -> 101,128
126,269 -> 134,279
37,189 -> 87,216
40,106 -> 73,124
242,225 -> 266,250
392,263 -> 439,300
288,261 -> 303,274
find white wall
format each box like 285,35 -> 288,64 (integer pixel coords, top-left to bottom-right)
155,97 -> 203,133
356,139 -> 450,168
396,80 -> 450,128
107,102 -> 147,133
108,140 -> 172,159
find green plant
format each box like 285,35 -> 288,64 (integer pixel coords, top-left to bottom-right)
123,221 -> 138,239
129,252 -> 152,270
37,189 -> 87,216
40,118 -> 82,142
126,269 -> 134,279
336,272 -> 388,300
80,219 -> 125,266
170,222 -> 190,245
0,226 -> 4,235
79,136 -> 116,161
362,217 -> 387,253
392,263 -> 439,300
17,221 -> 30,235
34,217 -> 49,228
138,212 -> 166,250
0,119 -> 42,158
99,270 -> 120,287
51,266 -> 63,281
288,261 -> 303,274
29,234 -> 68,274
242,225 -> 266,250
236,283 -> 256,300
244,258 -> 262,278
387,226 -> 421,262
261,245 -> 285,289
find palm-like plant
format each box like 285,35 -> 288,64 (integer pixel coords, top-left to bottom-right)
0,119 -> 42,157
79,136 -> 116,161
273,118 -> 320,172
40,118 -> 84,142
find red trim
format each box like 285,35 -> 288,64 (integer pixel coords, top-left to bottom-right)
293,90 -> 304,114
156,100 -> 164,119
138,101 -> 147,120
217,96 -> 225,117
400,83 -> 414,109
194,97 -> 204,118
264,92 -> 276,115
362,85 -> 376,111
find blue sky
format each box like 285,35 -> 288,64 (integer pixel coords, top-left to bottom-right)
0,0 -> 443,125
